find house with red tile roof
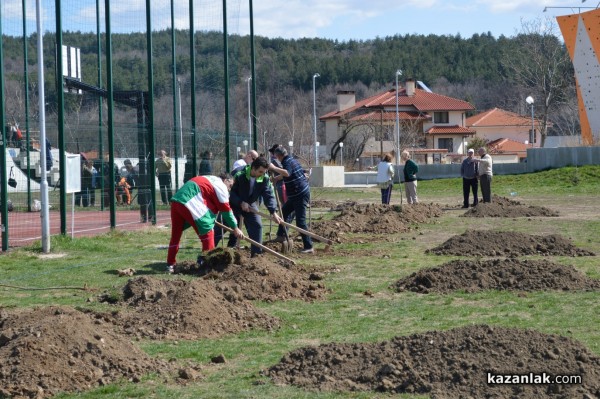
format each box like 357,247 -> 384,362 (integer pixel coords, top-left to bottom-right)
319,79 -> 476,165
466,108 -> 540,148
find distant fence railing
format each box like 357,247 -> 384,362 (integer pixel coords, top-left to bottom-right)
344,146 -> 600,185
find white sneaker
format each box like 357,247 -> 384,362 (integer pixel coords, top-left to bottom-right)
167,265 -> 175,274
300,248 -> 314,254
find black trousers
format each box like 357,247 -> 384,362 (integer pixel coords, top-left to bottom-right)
480,174 -> 492,203
462,178 -> 478,206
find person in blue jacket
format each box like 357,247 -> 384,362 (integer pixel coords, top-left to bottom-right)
217,156 -> 283,257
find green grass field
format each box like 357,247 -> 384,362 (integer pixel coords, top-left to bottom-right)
1,165 -> 599,399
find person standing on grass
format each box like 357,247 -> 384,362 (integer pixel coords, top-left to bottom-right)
166,174 -> 244,273
155,149 -> 173,205
268,146 -> 314,254
217,156 -> 283,257
474,147 -> 493,203
376,153 -> 395,204
401,150 -> 419,204
460,148 -> 479,208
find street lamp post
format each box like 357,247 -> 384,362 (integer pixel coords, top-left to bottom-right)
242,139 -> 248,154
339,142 -> 344,166
395,69 -> 403,173
246,77 -> 252,146
525,96 -> 535,147
313,73 -> 320,166
288,140 -> 293,156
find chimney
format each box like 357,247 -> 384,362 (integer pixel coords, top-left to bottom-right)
337,90 -> 356,112
405,78 -> 416,96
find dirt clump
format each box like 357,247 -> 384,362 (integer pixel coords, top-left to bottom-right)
176,248 -> 328,302
98,276 -> 279,340
312,203 -> 443,240
462,195 -> 559,218
426,230 -> 595,257
393,258 -> 600,293
267,324 -> 600,398
0,306 -> 173,399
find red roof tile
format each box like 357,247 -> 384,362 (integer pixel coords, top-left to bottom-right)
426,125 -> 476,135
349,110 -> 430,122
466,108 -> 536,127
320,87 -> 474,120
487,138 -> 529,153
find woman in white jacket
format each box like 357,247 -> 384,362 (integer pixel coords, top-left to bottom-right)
376,153 -> 395,204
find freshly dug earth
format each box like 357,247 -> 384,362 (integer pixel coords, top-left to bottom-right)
312,203 -> 443,240
175,248 -> 328,302
267,324 -> 600,399
0,306 -> 172,399
426,230 -> 595,257
99,276 -> 279,340
393,258 -> 600,293
462,195 -> 559,218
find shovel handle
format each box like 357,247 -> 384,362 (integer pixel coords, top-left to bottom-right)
215,221 -> 296,265
251,209 -> 333,246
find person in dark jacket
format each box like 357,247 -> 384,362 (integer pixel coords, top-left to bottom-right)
124,159 -> 153,223
460,148 -> 479,208
401,150 -> 419,204
268,146 -> 314,253
198,151 -> 213,176
216,156 -> 283,257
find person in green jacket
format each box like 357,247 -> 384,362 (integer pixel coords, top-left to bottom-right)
401,150 -> 419,204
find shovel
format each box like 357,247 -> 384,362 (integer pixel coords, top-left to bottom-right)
250,209 -> 334,251
215,221 -> 295,265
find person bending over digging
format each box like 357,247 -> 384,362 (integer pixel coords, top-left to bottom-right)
218,156 -> 283,257
166,173 -> 244,273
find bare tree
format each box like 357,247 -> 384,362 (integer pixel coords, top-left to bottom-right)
502,17 -> 574,147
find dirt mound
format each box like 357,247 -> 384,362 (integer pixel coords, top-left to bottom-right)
462,195 -> 559,218
312,203 -> 443,239
267,324 -> 600,398
0,306 -> 172,399
393,258 -> 600,293
426,230 -> 595,257
176,248 -> 328,302
99,276 -> 279,340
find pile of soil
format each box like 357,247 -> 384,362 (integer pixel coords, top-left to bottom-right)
267,324 -> 600,398
462,195 -> 559,218
98,276 -> 279,340
426,230 -> 595,257
312,203 -> 443,239
393,258 -> 600,293
0,306 -> 172,399
175,248 -> 328,302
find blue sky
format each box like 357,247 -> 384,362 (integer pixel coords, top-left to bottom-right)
1,0 -> 597,40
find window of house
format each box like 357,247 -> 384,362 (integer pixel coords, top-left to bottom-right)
434,112 -> 449,124
438,138 -> 453,152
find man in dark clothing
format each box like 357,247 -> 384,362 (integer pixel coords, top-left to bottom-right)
124,159 -> 154,223
268,144 -> 285,201
268,146 -> 314,253
199,151 -> 213,176
218,156 -> 283,257
460,148 -> 479,208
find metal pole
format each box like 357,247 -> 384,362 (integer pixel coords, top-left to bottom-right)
0,3 -> 7,251
247,77 -> 252,148
189,0 -> 197,176
171,0 -> 180,191
146,0 -> 157,224
313,73 -> 319,166
55,0 -> 66,236
249,0 -> 258,149
105,0 -> 116,227
223,0 -> 231,168
37,0 -> 50,252
178,78 -> 183,187
395,69 -> 402,177
23,0 -> 32,212
530,103 -> 535,147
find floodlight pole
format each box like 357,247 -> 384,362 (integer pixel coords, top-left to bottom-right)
313,73 -> 320,165
247,76 -> 252,148
37,0 -> 50,252
395,69 -> 402,176
526,96 -> 535,147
